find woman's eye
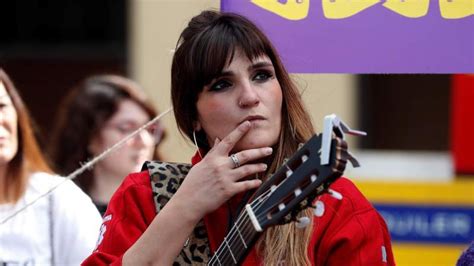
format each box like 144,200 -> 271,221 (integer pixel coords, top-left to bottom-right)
253,71 -> 273,82
210,80 -> 232,91
116,127 -> 130,134
114,124 -> 135,134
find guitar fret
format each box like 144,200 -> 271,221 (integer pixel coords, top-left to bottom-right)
208,214 -> 260,265
224,237 -> 238,264
234,211 -> 259,259
235,223 -> 248,249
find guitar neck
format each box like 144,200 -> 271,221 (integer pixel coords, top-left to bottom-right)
207,211 -> 260,265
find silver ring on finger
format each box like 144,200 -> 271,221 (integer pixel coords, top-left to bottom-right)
230,153 -> 240,168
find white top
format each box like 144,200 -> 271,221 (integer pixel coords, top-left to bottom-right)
0,172 -> 102,265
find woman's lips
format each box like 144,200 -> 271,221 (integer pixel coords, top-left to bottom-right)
241,115 -> 265,124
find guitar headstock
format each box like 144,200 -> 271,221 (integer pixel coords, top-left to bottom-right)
245,114 -> 366,232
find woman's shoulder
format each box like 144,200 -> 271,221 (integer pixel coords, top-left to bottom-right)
103,170 -> 156,227
29,172 -> 87,197
112,170 -> 153,195
28,172 -> 96,209
27,172 -> 76,196
106,170 -> 154,212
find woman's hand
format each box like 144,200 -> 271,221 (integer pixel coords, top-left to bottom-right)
173,121 -> 273,222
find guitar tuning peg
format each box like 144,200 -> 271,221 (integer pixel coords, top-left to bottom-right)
301,154 -> 309,163
311,200 -> 325,217
347,150 -> 361,168
282,213 -> 293,224
295,216 -> 311,229
328,189 -> 343,200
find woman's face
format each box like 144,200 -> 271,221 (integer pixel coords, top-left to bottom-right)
90,99 -> 156,177
196,50 -> 283,152
0,82 -> 18,166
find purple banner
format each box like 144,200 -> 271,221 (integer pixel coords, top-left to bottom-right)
221,1 -> 474,73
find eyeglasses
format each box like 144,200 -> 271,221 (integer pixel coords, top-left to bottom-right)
104,121 -> 163,145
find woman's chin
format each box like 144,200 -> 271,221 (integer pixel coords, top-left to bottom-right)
0,151 -> 16,166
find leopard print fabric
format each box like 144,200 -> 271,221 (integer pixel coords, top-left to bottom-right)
146,161 -> 211,265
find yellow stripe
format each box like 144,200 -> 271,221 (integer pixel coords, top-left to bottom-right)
392,243 -> 467,266
353,178 -> 474,205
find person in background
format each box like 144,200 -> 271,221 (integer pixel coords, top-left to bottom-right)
50,75 -> 165,215
83,10 -> 395,265
457,241 -> 474,266
0,68 -> 102,264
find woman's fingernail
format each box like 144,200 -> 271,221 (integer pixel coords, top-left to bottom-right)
264,147 -> 273,155
262,164 -> 267,170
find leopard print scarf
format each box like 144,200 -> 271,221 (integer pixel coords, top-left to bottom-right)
146,161 -> 211,265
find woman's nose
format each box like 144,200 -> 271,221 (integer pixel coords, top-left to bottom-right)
238,82 -> 260,108
130,129 -> 154,147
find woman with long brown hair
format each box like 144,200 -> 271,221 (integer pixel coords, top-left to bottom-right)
83,10 -> 395,265
0,68 -> 102,264
50,75 -> 165,215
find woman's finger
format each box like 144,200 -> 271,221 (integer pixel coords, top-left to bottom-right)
230,163 -> 268,181
232,179 -> 262,195
214,121 -> 251,155
228,147 -> 272,169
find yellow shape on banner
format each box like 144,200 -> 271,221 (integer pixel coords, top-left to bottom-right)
322,0 -> 380,19
439,0 -> 474,19
251,0 -> 310,20
382,0 -> 430,18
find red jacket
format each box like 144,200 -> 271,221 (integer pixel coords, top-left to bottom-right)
83,162 -> 395,265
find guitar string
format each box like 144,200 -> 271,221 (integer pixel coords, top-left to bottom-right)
209,177 -> 287,264
211,142 -> 344,264
210,164 -> 300,264
220,176 -> 292,264
209,186 -> 276,263
208,194 -> 264,264
209,190 -> 273,264
228,178 -> 289,262
212,149 -> 338,264
220,184 -> 325,265
210,144 -> 315,263
0,108 -> 173,225
211,158 -> 330,265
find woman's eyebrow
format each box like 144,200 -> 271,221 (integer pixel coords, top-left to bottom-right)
218,70 -> 234,78
248,61 -> 273,71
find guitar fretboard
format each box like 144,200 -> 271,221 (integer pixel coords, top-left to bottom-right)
207,211 -> 260,265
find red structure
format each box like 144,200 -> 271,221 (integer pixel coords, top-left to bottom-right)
451,74 -> 474,175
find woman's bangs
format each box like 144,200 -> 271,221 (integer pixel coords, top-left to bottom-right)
198,32 -> 233,88
236,29 -> 269,64
195,24 -> 269,89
